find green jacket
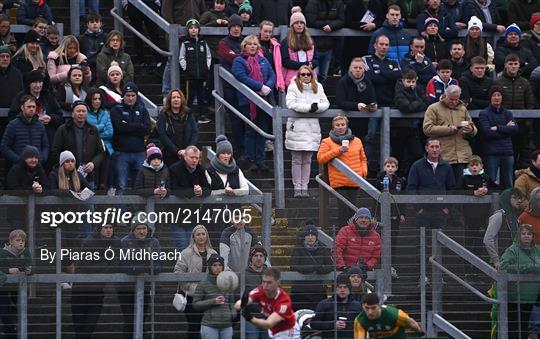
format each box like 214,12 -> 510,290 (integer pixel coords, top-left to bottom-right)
0,245 -> 32,274
500,241 -> 540,303
494,71 -> 536,110
192,272 -> 238,328
96,46 -> 134,85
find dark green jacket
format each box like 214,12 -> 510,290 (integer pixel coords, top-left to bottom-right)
192,272 -> 238,328
500,241 -> 540,303
494,71 -> 536,110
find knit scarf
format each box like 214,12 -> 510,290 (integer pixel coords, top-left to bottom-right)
210,156 -> 238,174
329,128 -> 354,144
348,71 -> 367,93
243,53 -> 264,120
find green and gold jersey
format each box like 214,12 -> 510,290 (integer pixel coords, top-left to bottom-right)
354,305 -> 411,339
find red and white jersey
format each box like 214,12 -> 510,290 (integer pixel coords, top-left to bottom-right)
249,285 -> 297,336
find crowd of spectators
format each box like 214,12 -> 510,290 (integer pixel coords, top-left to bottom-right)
1,0 -> 540,338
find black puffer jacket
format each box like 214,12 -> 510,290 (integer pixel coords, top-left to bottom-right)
6,159 -> 50,191
494,41 -> 538,77
460,70 -> 493,110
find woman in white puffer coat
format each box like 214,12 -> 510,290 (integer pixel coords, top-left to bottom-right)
286,65 -> 329,198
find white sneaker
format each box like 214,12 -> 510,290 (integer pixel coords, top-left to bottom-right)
61,282 -> 72,290
107,187 -> 116,196
265,140 -> 274,152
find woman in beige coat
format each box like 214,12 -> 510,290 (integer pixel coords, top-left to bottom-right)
174,224 -> 217,338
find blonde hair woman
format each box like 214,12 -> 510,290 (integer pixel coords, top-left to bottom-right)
12,30 -> 46,81
286,65 -> 329,197
47,35 -> 92,85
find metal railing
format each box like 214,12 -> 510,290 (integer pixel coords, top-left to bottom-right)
11,23 -> 64,38
425,229 -> 540,339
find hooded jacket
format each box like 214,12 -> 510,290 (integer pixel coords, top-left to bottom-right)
494,70 -> 536,109
96,46 -> 134,85
515,169 -> 540,202
79,29 -> 107,67
0,244 -> 32,278
174,225 -> 218,296
120,216 -> 162,275
368,20 -> 411,62
334,220 -> 381,270
500,239 -> 540,303
285,78 -> 328,152
219,224 -> 259,272
478,104 -> 518,156
192,272 -> 238,328
518,188 -> 540,245
290,225 -> 334,309
6,158 -> 50,191
484,188 -> 525,264
423,99 -> 477,164
134,160 -> 170,196
459,70 -> 493,110
310,294 -> 363,339
494,41 -> 538,77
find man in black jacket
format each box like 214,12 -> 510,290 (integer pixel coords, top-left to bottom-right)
460,56 -> 493,110
252,0 -> 291,26
169,146 -> 211,250
51,101 -> 105,189
78,13 -> 106,77
310,273 -> 362,339
110,82 -> 152,194
335,57 -> 377,149
0,45 -> 23,144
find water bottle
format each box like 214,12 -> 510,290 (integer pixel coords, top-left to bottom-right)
160,180 -> 166,190
395,180 -> 401,192
382,176 -> 389,192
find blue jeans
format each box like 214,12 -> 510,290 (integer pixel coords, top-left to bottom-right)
79,0 -> 99,16
315,49 -> 332,85
171,225 -> 193,251
484,155 -> 514,189
242,106 -> 271,165
115,152 -> 145,194
200,325 -> 233,339
245,319 -> 269,339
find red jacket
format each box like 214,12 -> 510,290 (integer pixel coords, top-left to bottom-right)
334,222 -> 381,270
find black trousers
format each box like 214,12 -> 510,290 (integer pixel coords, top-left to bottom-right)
118,287 -> 151,339
0,290 -> 17,337
126,3 -> 161,61
71,285 -> 105,338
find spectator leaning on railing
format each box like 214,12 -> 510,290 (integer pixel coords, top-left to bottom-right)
0,229 -> 32,337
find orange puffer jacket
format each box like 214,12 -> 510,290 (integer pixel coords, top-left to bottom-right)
317,136 -> 368,188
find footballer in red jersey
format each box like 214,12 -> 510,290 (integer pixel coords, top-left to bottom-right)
239,268 -> 300,339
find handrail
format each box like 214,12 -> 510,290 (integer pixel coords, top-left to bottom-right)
315,174 -> 358,211
429,257 -> 498,304
110,7 -> 171,57
212,90 -> 275,139
10,23 -> 64,38
330,159 -> 382,199
127,0 -> 171,31
217,67 -> 274,116
431,313 -> 472,339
